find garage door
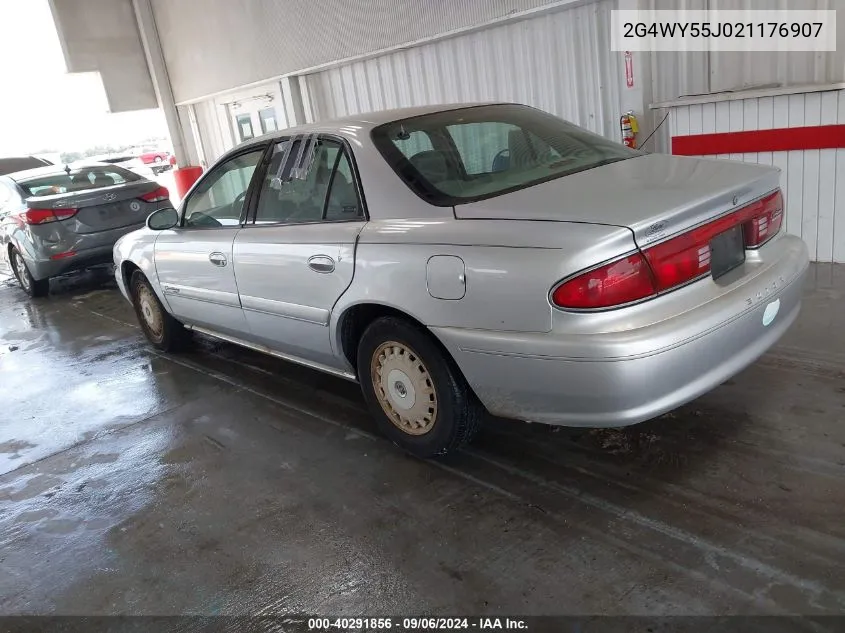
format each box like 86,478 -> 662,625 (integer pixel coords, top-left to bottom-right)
302,0 -> 621,139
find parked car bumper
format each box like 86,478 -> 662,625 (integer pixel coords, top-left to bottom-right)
21,222 -> 146,281
433,234 -> 809,427
26,245 -> 116,280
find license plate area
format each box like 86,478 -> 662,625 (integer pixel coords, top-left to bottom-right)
710,224 -> 746,280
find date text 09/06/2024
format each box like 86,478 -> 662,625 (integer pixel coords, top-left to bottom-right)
308,617 -> 528,630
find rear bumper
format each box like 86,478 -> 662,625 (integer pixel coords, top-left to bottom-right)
23,223 -> 146,281
433,234 -> 809,427
28,245 -> 118,280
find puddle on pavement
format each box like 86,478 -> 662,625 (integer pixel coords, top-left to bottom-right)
0,439 -> 35,455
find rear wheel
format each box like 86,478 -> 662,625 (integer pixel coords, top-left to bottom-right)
357,316 -> 483,458
10,248 -> 48,298
131,271 -> 190,352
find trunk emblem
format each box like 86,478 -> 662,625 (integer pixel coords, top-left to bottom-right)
130,201 -> 141,211
644,221 -> 668,240
103,193 -> 117,202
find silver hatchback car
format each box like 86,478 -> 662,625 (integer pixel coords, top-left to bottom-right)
114,103 -> 809,457
0,164 -> 171,296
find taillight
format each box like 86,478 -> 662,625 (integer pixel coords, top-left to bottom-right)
551,189 -> 784,310
642,212 -> 738,292
139,186 -> 170,203
551,253 -> 657,309
15,208 -> 78,225
742,190 -> 783,247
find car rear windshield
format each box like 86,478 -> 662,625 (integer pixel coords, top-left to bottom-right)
17,166 -> 141,197
371,104 -> 640,206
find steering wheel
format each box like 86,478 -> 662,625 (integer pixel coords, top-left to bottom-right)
233,190 -> 248,211
185,211 -> 222,228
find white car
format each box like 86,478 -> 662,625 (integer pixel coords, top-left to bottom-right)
113,103 -> 808,457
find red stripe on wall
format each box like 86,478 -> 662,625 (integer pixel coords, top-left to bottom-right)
672,124 -> 845,155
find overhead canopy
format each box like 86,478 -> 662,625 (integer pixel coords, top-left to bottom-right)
48,0 -> 156,112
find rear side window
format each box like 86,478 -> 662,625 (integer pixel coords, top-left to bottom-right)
372,104 -> 639,206
253,136 -> 363,225
17,167 -> 140,197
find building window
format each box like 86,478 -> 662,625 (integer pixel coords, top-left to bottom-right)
236,114 -> 254,142
259,108 -> 278,134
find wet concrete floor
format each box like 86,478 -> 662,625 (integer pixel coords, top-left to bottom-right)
0,265 -> 843,616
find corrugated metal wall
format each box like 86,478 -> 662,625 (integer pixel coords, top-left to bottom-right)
151,0 -> 568,104
650,0 -> 845,104
709,0 -> 845,95
303,0 -> 621,138
669,90 -> 845,263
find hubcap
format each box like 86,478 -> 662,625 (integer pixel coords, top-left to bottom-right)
137,285 -> 163,339
371,341 -> 437,436
13,253 -> 29,290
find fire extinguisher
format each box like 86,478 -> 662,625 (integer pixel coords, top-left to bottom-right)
620,111 -> 639,149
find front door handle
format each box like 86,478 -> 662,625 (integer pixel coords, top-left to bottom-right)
209,252 -> 228,267
308,255 -> 335,274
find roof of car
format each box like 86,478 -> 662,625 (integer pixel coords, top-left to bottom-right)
2,163 -> 121,182
327,102 -> 501,127
241,102 -> 505,148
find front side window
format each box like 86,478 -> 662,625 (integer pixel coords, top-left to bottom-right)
183,149 -> 264,228
372,104 -> 639,206
253,136 -> 362,225
17,166 -> 140,197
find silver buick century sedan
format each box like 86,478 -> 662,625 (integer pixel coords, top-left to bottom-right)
114,103 -> 809,457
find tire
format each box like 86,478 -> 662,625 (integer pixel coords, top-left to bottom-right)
10,248 -> 49,298
154,156 -> 163,163
130,270 -> 191,352
357,316 -> 484,458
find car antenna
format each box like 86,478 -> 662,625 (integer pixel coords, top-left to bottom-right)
396,123 -> 410,141
64,164 -> 71,175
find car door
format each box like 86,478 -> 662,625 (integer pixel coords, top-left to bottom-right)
154,146 -> 266,337
233,135 -> 366,370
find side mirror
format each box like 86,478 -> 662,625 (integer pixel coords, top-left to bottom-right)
146,207 -> 179,231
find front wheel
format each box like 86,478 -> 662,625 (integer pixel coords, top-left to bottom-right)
130,271 -> 190,352
357,316 -> 484,458
10,248 -> 49,298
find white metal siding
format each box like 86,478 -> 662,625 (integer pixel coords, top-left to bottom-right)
151,0 -> 570,104
669,90 -> 845,263
647,0 -> 709,104
303,0 -> 621,138
708,0 -> 845,95
193,99 -> 228,165
649,0 -> 845,104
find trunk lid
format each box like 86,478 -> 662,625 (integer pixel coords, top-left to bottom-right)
27,181 -> 162,234
454,154 -> 781,249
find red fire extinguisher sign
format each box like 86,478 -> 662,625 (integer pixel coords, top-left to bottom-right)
625,51 -> 634,88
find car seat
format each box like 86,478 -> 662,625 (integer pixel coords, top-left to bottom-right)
409,150 -> 451,185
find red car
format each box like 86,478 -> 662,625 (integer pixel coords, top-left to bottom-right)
138,149 -> 171,165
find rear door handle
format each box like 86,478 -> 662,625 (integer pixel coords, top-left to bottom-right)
308,255 -> 335,274
209,252 -> 228,267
